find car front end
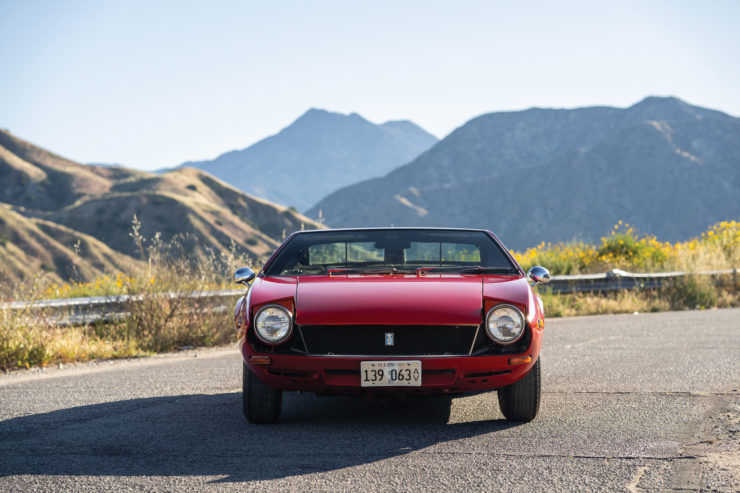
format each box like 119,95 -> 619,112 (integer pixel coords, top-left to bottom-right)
234,228 -> 549,423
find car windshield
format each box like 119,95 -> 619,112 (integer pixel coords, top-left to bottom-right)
264,229 -> 519,276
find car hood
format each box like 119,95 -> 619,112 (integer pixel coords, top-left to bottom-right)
295,276 -> 484,325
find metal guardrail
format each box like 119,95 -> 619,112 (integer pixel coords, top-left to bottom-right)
1,269 -> 737,325
1,289 -> 245,326
1,289 -> 245,310
547,268 -> 738,293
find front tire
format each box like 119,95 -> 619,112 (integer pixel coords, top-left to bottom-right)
243,362 -> 282,423
497,357 -> 541,422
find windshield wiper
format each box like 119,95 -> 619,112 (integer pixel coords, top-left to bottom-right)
328,266 -> 416,276
284,266 -> 327,275
417,265 -> 519,275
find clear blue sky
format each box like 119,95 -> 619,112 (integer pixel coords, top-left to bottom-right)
1,0 -> 738,170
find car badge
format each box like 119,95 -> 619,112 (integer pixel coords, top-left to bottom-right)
384,332 -> 394,346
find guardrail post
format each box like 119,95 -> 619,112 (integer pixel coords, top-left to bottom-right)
613,269 -> 622,291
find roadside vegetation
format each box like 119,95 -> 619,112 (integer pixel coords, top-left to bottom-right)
1,219 -> 738,371
514,220 -> 740,317
1,216 -> 254,371
513,220 -> 740,275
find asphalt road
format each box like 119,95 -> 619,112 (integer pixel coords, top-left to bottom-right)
1,309 -> 739,491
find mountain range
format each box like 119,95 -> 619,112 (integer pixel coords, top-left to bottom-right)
3,96 -> 738,284
176,109 -> 438,211
307,97 -> 740,249
0,129 -> 321,284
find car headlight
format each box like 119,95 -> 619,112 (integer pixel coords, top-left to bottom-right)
254,305 -> 293,344
485,304 -> 525,344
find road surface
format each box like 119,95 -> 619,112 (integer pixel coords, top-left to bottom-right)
1,309 -> 738,491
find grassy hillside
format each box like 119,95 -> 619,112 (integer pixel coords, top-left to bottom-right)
44,167 -> 319,260
0,205 -> 139,286
0,129 -> 141,210
0,130 -> 323,289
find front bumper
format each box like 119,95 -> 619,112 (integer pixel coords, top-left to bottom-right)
241,327 -> 542,395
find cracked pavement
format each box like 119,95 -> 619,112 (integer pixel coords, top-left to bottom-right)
1,308 -> 738,491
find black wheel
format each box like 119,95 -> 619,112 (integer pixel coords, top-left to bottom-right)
243,362 -> 282,423
497,357 -> 541,422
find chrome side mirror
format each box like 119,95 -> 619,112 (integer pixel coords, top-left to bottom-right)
233,267 -> 256,285
527,266 -> 550,287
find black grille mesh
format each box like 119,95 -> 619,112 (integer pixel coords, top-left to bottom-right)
298,325 -> 478,356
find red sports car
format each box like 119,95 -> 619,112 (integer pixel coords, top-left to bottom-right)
233,228 -> 550,423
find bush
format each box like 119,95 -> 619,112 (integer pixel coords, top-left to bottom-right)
1,216 -> 255,371
665,275 -> 718,310
0,322 -> 49,370
514,220 -> 739,275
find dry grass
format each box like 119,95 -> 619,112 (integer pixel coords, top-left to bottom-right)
0,312 -> 140,370
1,216 -> 252,371
513,220 -> 740,274
540,290 -> 669,318
539,272 -> 740,318
520,220 -> 739,318
2,219 -> 738,371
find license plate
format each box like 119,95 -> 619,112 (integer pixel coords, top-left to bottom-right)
360,360 -> 421,387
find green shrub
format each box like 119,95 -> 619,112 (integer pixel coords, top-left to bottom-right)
666,275 -> 718,310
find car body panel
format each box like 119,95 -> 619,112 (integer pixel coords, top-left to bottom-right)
249,276 -> 297,308
295,275 -> 484,326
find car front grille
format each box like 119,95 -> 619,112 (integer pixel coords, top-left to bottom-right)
298,325 -> 479,356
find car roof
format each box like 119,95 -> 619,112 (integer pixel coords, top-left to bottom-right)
293,227 -> 493,234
